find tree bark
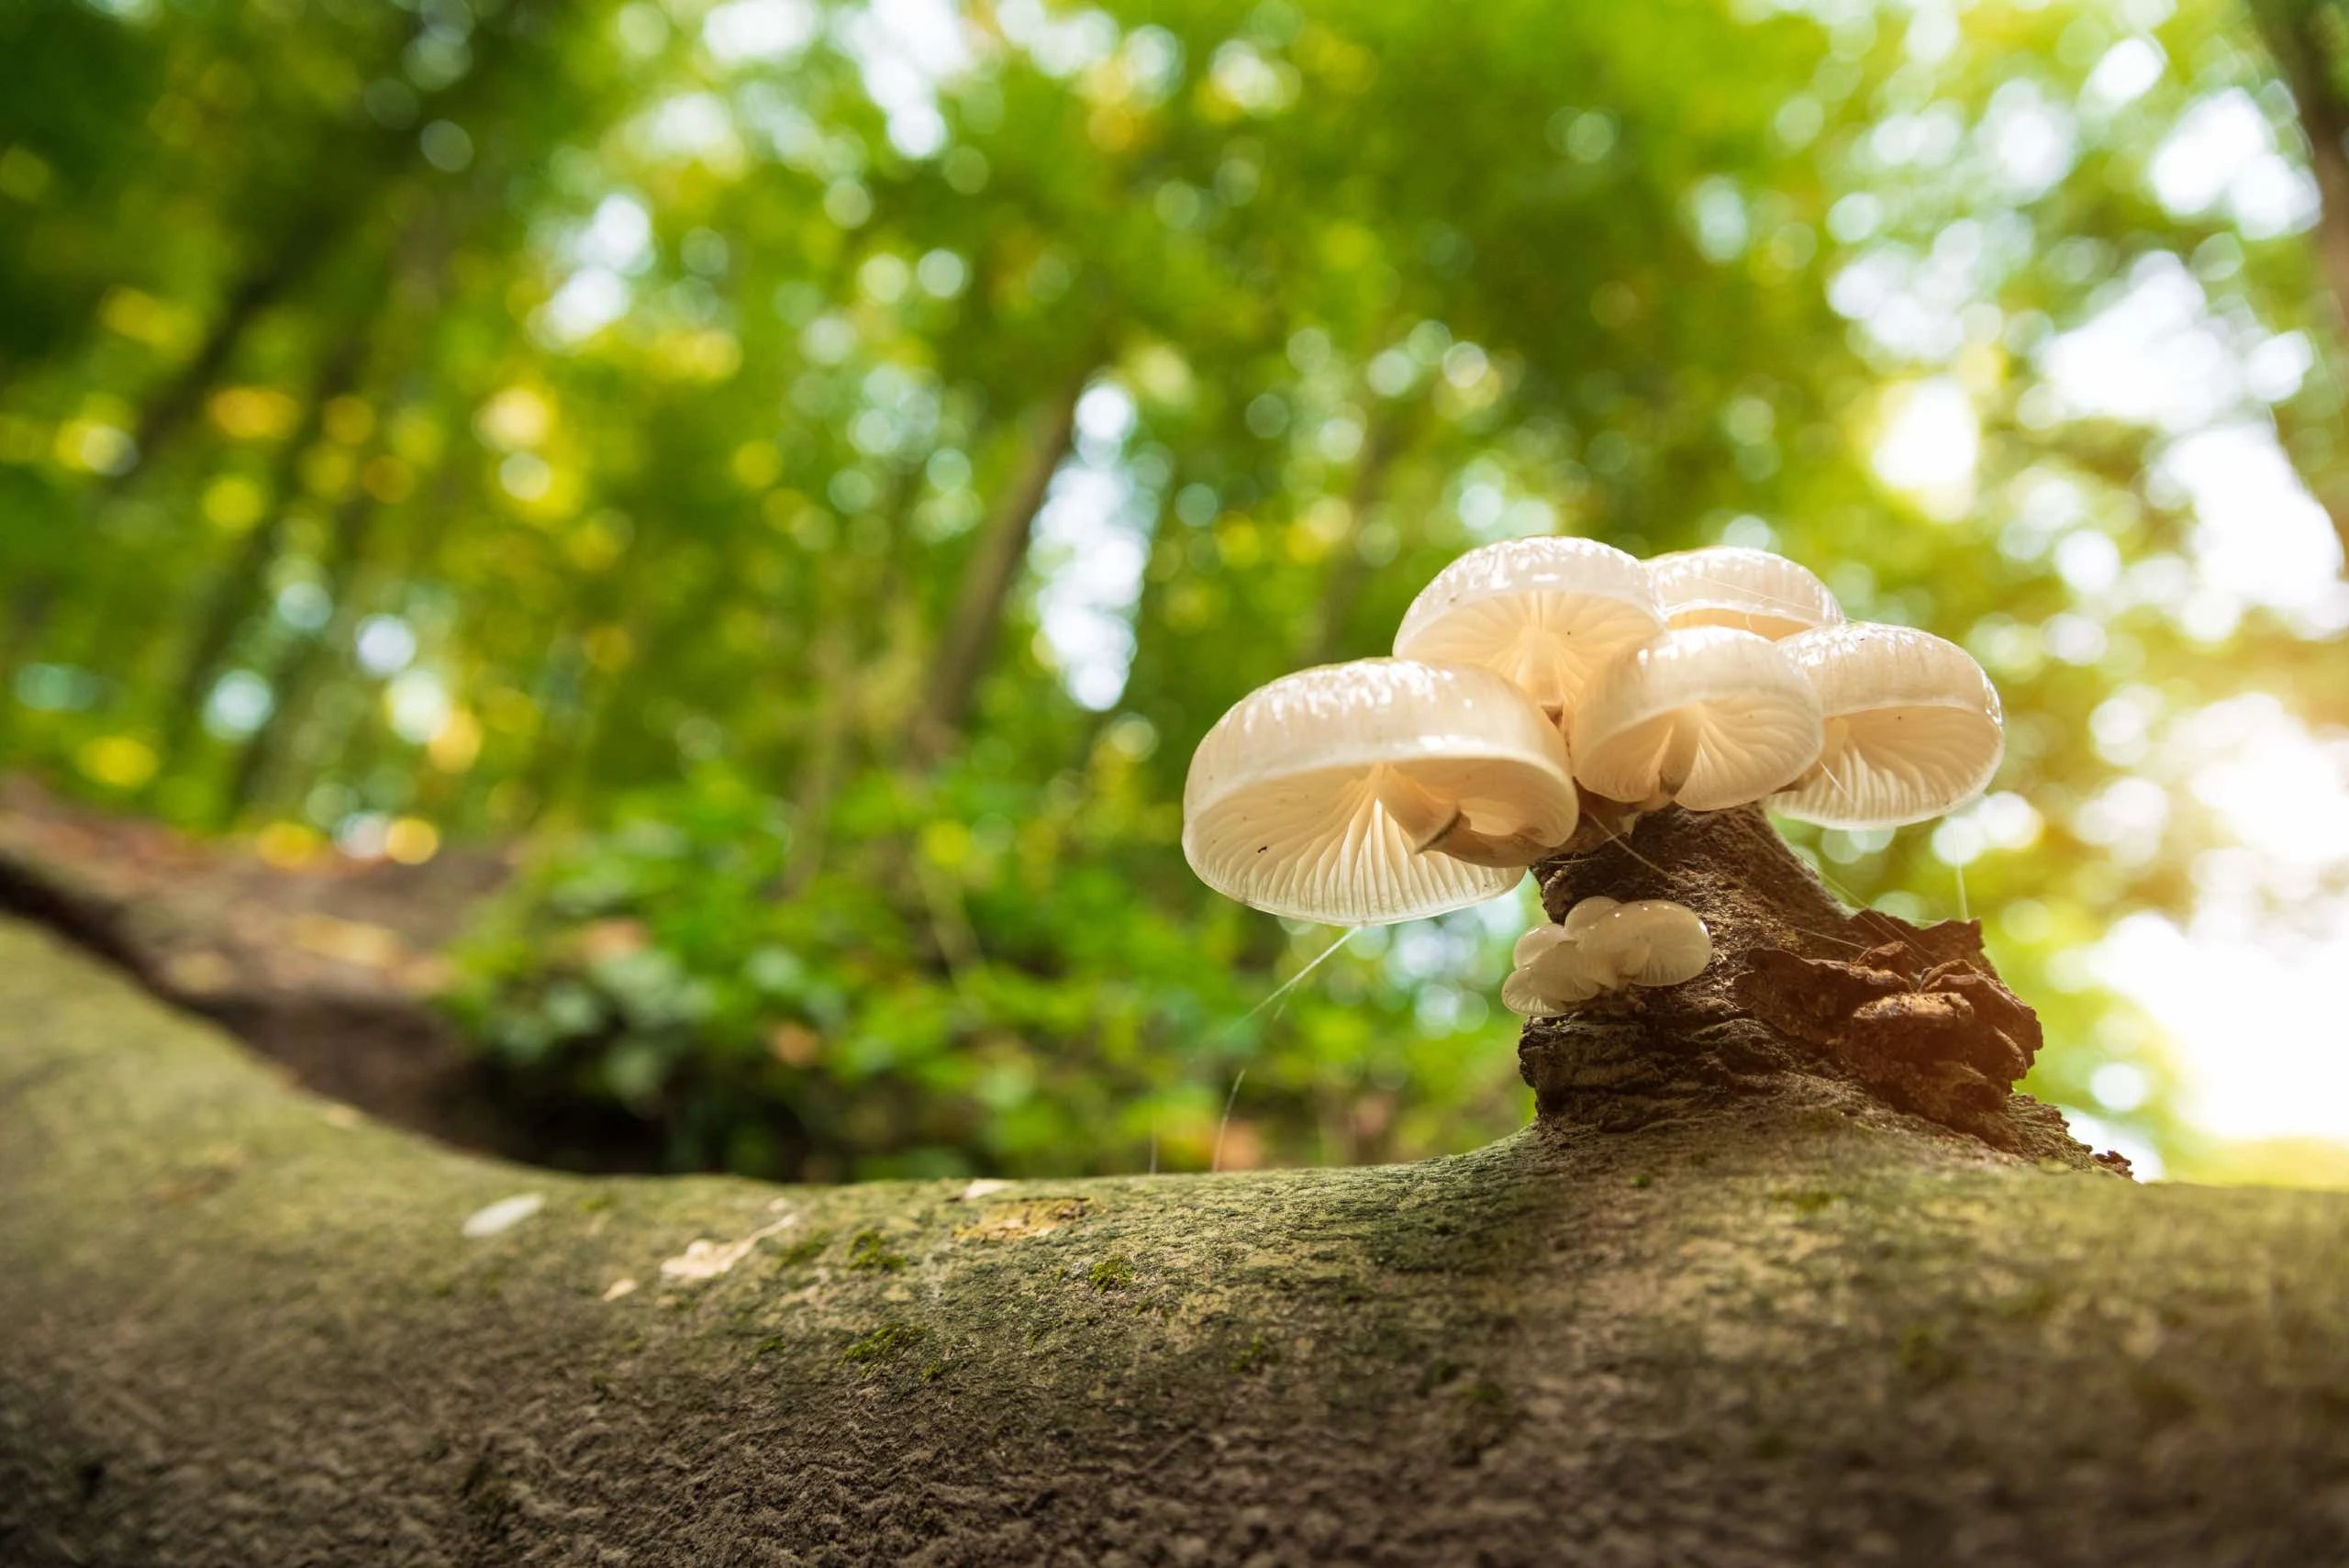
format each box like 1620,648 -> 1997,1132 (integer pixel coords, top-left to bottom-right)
1295,415 -> 1405,670
218,484 -> 380,819
2246,0 -> 2349,558
1521,804 -> 2093,1162
5,810 -> 2349,1564
911,367 -> 1092,764
153,327 -> 371,783
2251,0 -> 2349,329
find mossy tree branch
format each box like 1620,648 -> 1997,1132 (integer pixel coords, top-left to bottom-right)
4,886 -> 2349,1564
1523,804 -> 2094,1161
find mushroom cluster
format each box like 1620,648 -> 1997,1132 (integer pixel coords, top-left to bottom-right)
1503,896 -> 1713,1016
1181,539 -> 2004,1004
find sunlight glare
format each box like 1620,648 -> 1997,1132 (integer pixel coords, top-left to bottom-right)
1870,378 -> 1977,519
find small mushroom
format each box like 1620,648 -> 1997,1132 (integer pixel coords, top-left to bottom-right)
1567,627 -> 1825,811
1559,895 -> 1622,936
1773,622 -> 2004,828
1647,546 -> 1844,639
1392,537 -> 1664,723
1503,897 -> 1712,1016
1508,894 -> 1620,973
1577,897 -> 1714,984
1182,658 -> 1582,925
1501,960 -> 1605,1016
1506,893 -> 1636,973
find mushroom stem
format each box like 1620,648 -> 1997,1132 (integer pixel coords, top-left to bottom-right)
1654,717 -> 1703,799
1371,764 -> 1461,851
1558,791 -> 1646,855
1374,766 -> 1569,868
1426,816 -> 1567,870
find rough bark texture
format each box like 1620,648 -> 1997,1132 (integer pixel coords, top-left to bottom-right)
1523,806 -> 2090,1163
0,774 -> 502,1145
6,811 -> 2349,1562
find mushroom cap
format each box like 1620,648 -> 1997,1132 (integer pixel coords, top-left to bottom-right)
1567,627 -> 1825,811
1569,898 -> 1712,986
1773,622 -> 2005,828
1504,895 -> 1624,973
1392,537 -> 1664,717
1182,658 -> 1579,925
1510,920 -> 1576,971
1502,962 -> 1602,1017
1648,546 -> 1844,639
1501,897 -> 1710,1016
1560,895 -> 1621,937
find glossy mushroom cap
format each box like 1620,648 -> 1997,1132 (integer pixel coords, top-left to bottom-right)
1567,627 -> 1824,811
1182,658 -> 1581,925
1501,956 -> 1603,1016
1573,898 -> 1713,985
1502,897 -> 1712,1016
1504,893 -> 1633,973
1773,622 -> 2005,828
1648,546 -> 1844,639
1392,537 -> 1664,721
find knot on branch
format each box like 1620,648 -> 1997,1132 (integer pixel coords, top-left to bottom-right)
1516,805 -> 2105,1170
1732,923 -> 2043,1146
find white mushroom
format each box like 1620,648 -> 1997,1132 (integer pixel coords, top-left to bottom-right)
1773,622 -> 2005,828
1510,923 -> 1573,972
1567,627 -> 1824,811
1392,537 -> 1664,723
1508,895 -> 1620,973
1569,898 -> 1714,985
1503,897 -> 1712,1016
1560,895 -> 1622,936
1647,546 -> 1843,639
1182,658 -> 1582,925
1501,962 -> 1604,1016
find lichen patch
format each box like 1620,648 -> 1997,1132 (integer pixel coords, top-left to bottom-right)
954,1197 -> 1090,1242
660,1212 -> 799,1282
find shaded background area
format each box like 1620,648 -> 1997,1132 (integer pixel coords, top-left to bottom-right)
5,0 -> 2347,1184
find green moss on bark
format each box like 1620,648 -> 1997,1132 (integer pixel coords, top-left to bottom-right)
4,918 -> 2349,1566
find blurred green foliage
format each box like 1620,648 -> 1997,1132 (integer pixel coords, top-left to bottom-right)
451,756 -> 1530,1178
5,0 -> 2345,1178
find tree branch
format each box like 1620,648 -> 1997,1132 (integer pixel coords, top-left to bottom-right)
2245,0 -> 2349,558
1295,415 -> 1404,669
153,327 -> 371,783
1526,804 -> 2092,1162
2250,0 -> 2349,332
4,891 -> 2349,1563
912,363 -> 1094,764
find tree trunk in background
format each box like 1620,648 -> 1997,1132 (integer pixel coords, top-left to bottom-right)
1296,417 -> 1403,670
0,582 -> 52,747
2248,0 -> 2349,555
778,535 -> 906,897
778,621 -> 860,897
154,330 -> 369,784
102,3 -> 534,491
2254,0 -> 2349,321
107,248 -> 316,493
220,486 -> 381,818
912,366 -> 1092,764
6,805 -> 2349,1563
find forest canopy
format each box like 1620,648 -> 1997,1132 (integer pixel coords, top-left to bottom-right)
5,0 -> 2347,1184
